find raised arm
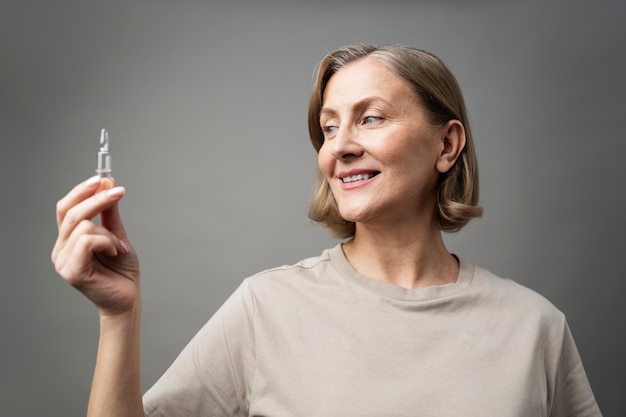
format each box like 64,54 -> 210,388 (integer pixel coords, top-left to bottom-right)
51,176 -> 143,417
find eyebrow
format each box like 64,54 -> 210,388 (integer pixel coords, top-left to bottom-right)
320,96 -> 394,119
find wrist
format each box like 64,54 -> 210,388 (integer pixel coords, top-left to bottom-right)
99,300 -> 142,328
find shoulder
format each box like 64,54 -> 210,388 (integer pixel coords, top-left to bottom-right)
251,247 -> 334,281
242,246 -> 338,299
466,262 -> 566,328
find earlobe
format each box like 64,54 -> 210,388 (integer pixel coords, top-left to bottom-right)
436,120 -> 466,174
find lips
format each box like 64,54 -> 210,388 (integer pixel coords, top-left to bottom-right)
338,170 -> 380,184
341,172 -> 378,183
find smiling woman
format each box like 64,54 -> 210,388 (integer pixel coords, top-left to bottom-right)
317,56 -> 463,234
52,44 -> 602,417
309,44 -> 482,239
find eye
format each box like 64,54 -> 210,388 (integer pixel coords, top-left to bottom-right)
362,115 -> 383,125
322,125 -> 338,136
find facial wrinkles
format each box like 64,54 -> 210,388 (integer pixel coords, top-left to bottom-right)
320,58 -> 436,171
322,63 -> 396,121
315,59 -> 449,229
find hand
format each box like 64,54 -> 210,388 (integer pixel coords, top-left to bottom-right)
52,176 -> 140,317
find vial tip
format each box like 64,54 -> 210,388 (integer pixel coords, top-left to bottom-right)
99,129 -> 109,149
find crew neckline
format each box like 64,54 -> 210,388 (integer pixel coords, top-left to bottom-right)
327,243 -> 474,302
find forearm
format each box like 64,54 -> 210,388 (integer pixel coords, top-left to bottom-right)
87,303 -> 143,417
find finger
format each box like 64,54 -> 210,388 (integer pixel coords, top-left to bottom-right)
100,199 -> 128,241
68,219 -> 130,258
86,219 -> 131,256
53,219 -> 120,265
56,176 -> 104,228
57,186 -> 126,243
55,233 -> 120,286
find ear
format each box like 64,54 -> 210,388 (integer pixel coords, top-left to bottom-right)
436,119 -> 466,174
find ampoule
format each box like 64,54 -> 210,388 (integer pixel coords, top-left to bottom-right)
96,128 -> 115,192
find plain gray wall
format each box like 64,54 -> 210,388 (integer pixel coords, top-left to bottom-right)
1,0 -> 624,415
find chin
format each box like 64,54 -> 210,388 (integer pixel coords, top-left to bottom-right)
338,206 -> 374,224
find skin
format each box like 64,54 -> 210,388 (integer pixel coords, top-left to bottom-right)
50,56 -> 468,416
51,176 -> 143,417
318,57 -> 467,289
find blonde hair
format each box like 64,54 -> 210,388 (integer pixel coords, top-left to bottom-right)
307,44 -> 483,238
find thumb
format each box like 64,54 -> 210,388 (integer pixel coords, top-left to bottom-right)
100,194 -> 128,241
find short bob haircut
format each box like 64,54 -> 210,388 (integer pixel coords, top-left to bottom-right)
307,44 -> 483,238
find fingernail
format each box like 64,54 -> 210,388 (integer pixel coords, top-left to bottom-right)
107,186 -> 126,197
85,175 -> 101,187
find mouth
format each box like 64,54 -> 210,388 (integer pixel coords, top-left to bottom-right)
340,171 -> 380,184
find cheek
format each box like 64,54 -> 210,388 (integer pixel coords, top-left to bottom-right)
317,145 -> 334,177
396,136 -> 439,167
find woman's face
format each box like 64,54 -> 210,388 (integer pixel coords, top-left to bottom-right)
318,57 -> 448,227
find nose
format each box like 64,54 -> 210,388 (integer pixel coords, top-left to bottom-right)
330,126 -> 364,160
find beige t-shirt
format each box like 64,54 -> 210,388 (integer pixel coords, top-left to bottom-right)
143,245 -> 601,416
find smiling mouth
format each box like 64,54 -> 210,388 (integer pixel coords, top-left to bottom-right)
340,172 -> 380,183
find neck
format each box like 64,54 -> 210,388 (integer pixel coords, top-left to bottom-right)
342,220 -> 458,290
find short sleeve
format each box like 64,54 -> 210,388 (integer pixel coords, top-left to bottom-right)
549,322 -> 602,417
143,279 -> 257,417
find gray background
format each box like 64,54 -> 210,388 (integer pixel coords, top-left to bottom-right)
1,0 -> 624,415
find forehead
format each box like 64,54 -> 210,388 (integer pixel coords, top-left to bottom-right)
322,57 -> 416,109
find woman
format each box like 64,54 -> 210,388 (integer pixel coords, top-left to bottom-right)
52,44 -> 601,416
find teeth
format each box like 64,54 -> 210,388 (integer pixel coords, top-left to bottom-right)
341,173 -> 376,183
